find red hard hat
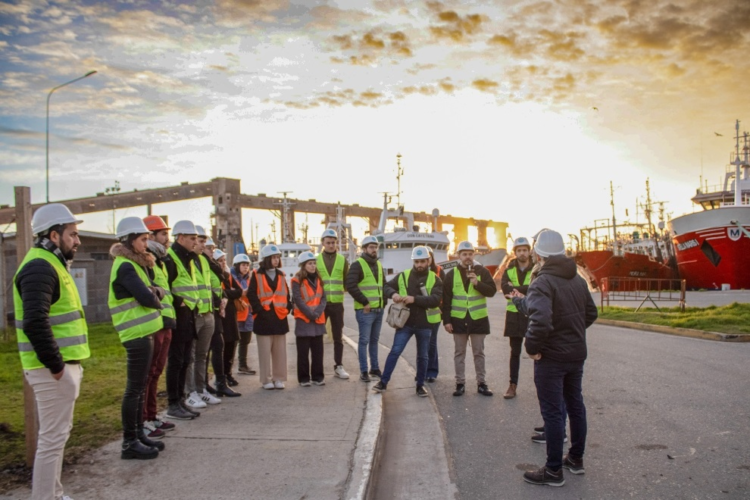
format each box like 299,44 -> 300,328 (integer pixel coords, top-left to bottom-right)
143,215 -> 170,232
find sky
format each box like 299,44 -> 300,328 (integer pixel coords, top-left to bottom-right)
1,0 -> 748,250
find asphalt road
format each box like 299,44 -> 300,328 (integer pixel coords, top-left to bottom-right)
345,295 -> 750,499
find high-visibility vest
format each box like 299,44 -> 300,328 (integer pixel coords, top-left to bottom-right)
398,269 -> 441,324
152,260 -> 175,320
254,270 -> 289,320
316,252 -> 345,304
13,248 -> 90,370
292,276 -> 326,324
230,273 -> 250,322
195,254 -> 214,314
108,257 -> 164,343
208,257 -> 223,300
505,266 -> 531,313
450,268 -> 488,320
354,258 -> 384,310
167,247 -> 200,310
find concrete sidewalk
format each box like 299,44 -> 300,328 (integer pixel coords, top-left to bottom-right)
5,335 -> 371,500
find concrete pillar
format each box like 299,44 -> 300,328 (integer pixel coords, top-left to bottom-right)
453,221 -> 469,246
15,187 -> 37,467
477,221 -> 489,248
284,210 -> 296,243
211,178 -> 243,262
368,216 -> 379,236
491,222 -> 508,249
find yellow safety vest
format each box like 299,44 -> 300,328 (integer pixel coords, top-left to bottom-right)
152,261 -> 175,320
317,253 -> 345,304
354,258 -> 384,310
398,269 -> 441,324
167,247 -> 200,310
195,255 -> 214,314
506,266 -> 531,313
13,248 -> 90,370
450,268 -> 488,320
108,257 -> 164,343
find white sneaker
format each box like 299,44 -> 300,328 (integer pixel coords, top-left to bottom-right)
201,390 -> 221,405
334,365 -> 350,379
300,381 -> 312,387
274,380 -> 285,389
263,382 -> 275,390
186,391 -> 207,408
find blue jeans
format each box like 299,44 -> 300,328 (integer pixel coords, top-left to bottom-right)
426,322 -> 440,378
355,309 -> 384,373
381,325 -> 431,386
534,358 -> 587,470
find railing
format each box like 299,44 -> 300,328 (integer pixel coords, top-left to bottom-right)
600,277 -> 686,312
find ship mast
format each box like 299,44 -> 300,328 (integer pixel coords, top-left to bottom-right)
645,178 -> 654,236
274,191 -> 296,243
733,119 -> 743,207
396,153 -> 404,210
610,180 -> 617,246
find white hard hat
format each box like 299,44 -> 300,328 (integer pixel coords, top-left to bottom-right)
213,249 -> 226,261
534,230 -> 565,257
513,237 -> 531,250
31,203 -> 83,236
456,241 -> 475,253
411,246 -> 430,260
361,235 -> 379,247
532,228 -> 551,242
298,251 -> 316,265
116,216 -> 150,239
232,253 -> 251,265
321,228 -> 337,240
172,220 -> 198,236
206,237 -> 216,247
260,244 -> 281,259
195,225 -> 207,237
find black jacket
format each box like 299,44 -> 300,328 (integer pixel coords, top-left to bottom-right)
524,255 -> 598,362
384,268 -> 443,329
248,266 -> 291,335
346,253 -> 388,308
14,244 -> 68,374
221,272 -> 244,343
501,258 -> 532,338
163,241 -> 198,341
441,264 -> 497,334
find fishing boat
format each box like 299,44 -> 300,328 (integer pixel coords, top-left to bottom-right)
668,120 -> 750,290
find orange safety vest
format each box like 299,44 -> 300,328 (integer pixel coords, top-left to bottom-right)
227,274 -> 250,322
292,276 -> 326,324
254,270 -> 289,320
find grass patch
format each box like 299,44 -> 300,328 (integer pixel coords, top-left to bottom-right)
0,324 -> 166,491
598,302 -> 750,334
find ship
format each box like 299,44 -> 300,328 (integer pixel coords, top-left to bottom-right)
668,120 -> 750,290
573,180 -> 678,291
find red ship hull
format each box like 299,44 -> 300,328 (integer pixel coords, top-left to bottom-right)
575,250 -> 676,290
669,207 -> 750,290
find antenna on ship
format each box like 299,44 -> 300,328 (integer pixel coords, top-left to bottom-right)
396,153 -> 404,210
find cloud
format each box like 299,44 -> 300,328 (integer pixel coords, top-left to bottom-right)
427,3 -> 486,43
307,5 -> 371,29
471,78 -> 499,93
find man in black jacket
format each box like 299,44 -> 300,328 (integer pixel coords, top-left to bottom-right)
14,203 -> 89,500
442,241 -> 497,397
521,230 -> 597,487
373,246 -> 442,397
162,220 -> 200,420
500,236 -> 532,399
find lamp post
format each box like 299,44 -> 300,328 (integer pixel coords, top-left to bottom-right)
46,70 -> 97,203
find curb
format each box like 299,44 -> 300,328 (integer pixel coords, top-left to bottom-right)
341,331 -> 383,500
596,319 -> 750,342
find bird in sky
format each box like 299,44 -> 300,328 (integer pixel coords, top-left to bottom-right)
714,132 -> 723,136
592,106 -> 599,111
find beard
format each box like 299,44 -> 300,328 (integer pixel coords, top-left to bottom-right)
59,242 -> 78,261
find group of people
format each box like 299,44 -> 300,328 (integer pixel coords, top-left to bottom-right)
14,201 -> 597,499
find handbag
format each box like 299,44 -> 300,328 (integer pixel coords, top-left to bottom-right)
230,275 -> 249,312
386,302 -> 410,329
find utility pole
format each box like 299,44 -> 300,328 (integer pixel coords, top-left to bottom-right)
395,153 -> 404,209
610,180 -> 617,244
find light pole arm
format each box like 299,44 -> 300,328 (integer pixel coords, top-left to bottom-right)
45,70 -> 97,203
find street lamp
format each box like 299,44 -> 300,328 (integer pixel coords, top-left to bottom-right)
46,70 -> 97,203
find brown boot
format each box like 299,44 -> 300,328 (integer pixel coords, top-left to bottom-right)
503,383 -> 517,399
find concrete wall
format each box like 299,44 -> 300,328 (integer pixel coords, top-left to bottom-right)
1,232 -> 117,326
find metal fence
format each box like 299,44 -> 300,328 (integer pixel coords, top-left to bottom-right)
600,277 -> 686,312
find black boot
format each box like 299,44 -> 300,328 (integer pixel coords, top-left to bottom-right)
216,376 -> 241,397
121,439 -> 159,460
206,382 -> 217,395
138,426 -> 165,451
226,374 -> 239,387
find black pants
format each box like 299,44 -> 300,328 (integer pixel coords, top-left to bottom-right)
206,329 -> 225,381
166,337 -> 193,405
325,302 -> 344,367
296,335 -> 324,383
509,336 -> 524,385
238,330 -> 253,369
224,340 -> 237,375
122,335 -> 154,441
